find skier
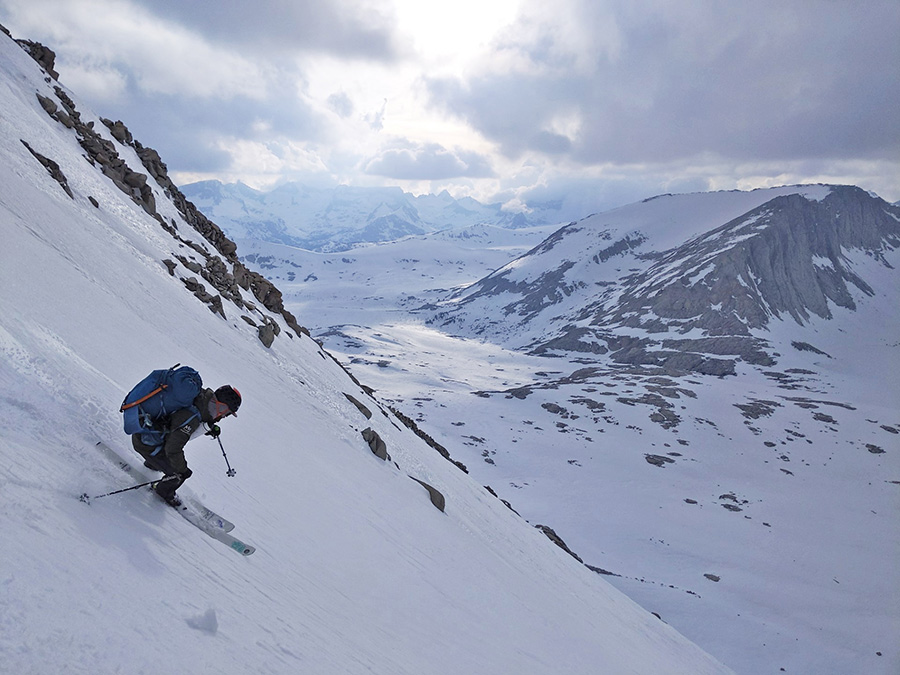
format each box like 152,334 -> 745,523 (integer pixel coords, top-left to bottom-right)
131,384 -> 241,506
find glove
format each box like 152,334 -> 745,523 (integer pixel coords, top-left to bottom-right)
205,424 -> 221,439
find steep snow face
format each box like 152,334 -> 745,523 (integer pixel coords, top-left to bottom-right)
181,180 -> 562,252
599,188 -> 899,329
0,31 -> 730,675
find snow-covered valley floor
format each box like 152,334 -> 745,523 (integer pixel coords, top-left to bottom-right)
256,230 -> 900,674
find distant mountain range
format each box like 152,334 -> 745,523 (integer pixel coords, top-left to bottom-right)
429,185 -> 900,376
181,180 -> 564,252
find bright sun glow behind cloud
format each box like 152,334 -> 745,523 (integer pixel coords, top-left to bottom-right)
392,0 -> 522,74
299,0 -> 525,192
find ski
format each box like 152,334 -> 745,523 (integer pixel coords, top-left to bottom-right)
185,498 -> 235,533
91,441 -> 254,555
92,441 -> 235,532
165,498 -> 255,556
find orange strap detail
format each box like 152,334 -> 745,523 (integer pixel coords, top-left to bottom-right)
119,384 -> 168,412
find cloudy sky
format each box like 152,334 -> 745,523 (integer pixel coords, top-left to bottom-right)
2,0 -> 898,218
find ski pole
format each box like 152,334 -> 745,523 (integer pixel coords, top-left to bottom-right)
79,475 -> 179,503
217,436 -> 236,477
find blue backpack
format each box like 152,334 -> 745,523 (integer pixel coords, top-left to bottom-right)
120,365 -> 203,444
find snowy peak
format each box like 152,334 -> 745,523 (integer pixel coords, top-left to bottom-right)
630,186 -> 899,330
431,185 -> 900,376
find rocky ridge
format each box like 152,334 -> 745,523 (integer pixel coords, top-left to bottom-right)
10,31 -> 306,349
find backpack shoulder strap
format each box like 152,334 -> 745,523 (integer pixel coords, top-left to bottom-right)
120,384 -> 168,412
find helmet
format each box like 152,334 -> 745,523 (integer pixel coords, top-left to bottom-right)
214,385 -> 242,416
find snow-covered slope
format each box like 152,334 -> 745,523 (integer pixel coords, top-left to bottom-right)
249,186 -> 900,672
181,179 -> 559,252
0,29 -> 731,675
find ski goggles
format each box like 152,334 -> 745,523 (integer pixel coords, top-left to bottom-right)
213,399 -> 237,420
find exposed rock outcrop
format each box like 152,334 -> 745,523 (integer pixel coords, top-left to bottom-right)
389,405 -> 468,473
344,393 -> 373,419
24,58 -> 309,348
16,39 -> 58,80
535,524 -> 584,563
409,476 -> 446,512
20,140 -> 72,198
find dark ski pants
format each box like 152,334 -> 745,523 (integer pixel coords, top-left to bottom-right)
131,435 -> 185,499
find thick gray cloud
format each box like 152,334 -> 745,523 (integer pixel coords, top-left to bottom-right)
364,142 -> 494,180
2,0 -> 897,206
428,0 -> 900,166
128,0 -> 402,60
105,88 -> 328,173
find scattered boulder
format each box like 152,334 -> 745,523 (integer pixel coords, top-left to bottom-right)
257,322 -> 276,348
361,427 -> 388,461
344,393 -> 373,419
484,485 -> 521,516
645,454 -> 675,467
36,93 -> 57,116
101,118 -> 132,145
718,493 -> 749,511
409,476 -> 446,512
181,277 -> 225,318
